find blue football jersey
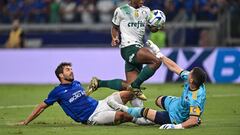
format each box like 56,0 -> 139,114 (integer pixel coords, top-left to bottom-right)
44,80 -> 98,123
165,70 -> 206,124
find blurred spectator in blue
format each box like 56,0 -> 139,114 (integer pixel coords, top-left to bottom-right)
228,0 -> 240,38
5,19 -> 25,48
60,0 -> 77,23
144,0 -> 164,10
196,0 -> 219,21
76,0 -> 98,24
164,0 -> 177,21
5,0 -> 22,23
32,0 -> 49,23
20,0 -> 35,23
96,0 -> 115,23
173,0 -> 196,21
50,0 -> 60,23
0,0 -> 9,23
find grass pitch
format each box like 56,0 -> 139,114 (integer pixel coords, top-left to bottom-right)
0,83 -> 239,135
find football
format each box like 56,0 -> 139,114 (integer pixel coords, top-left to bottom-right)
148,10 -> 166,29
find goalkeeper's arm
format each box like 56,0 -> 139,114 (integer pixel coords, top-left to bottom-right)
160,116 -> 201,129
181,116 -> 201,128
160,55 -> 183,75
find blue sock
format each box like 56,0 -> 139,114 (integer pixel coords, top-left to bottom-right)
127,107 -> 143,118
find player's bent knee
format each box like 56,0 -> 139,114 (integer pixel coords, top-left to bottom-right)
119,91 -> 134,104
155,96 -> 164,109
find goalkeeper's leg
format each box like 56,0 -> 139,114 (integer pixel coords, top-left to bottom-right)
108,100 -> 171,125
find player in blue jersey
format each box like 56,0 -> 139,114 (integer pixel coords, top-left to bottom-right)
18,62 -> 153,125
108,41 -> 207,129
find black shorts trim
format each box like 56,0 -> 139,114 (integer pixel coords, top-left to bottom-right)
161,96 -> 167,110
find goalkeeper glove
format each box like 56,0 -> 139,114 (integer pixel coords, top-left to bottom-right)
159,124 -> 184,129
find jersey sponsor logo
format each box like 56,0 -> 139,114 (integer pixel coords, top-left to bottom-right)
69,90 -> 85,103
128,21 -> 145,28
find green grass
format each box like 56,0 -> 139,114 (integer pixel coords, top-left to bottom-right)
0,83 -> 240,135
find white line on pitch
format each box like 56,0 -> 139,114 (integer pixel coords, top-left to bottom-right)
211,94 -> 240,97
0,94 -> 239,109
0,105 -> 37,109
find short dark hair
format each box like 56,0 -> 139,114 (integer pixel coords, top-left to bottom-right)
55,62 -> 72,81
191,67 -> 206,88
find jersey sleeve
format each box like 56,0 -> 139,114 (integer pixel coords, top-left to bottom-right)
189,99 -> 202,117
189,106 -> 201,117
179,70 -> 190,81
112,7 -> 122,26
44,89 -> 59,106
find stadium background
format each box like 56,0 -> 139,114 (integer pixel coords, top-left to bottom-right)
0,1 -> 240,135
0,0 -> 239,84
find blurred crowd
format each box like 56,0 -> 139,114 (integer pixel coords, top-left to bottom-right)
0,0 -> 239,24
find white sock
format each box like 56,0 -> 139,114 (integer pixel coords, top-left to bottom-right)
130,98 -> 144,107
132,117 -> 154,125
146,40 -> 164,58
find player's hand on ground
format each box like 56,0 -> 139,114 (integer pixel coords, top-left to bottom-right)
159,124 -> 184,129
111,38 -> 120,46
16,121 -> 27,126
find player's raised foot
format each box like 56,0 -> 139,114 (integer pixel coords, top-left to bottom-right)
86,77 -> 99,96
127,86 -> 147,101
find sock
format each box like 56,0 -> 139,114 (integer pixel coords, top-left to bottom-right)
127,107 -> 143,118
132,117 -> 154,125
147,40 -> 165,58
147,40 -> 160,54
98,79 -> 123,90
130,98 -> 144,107
131,66 -> 156,88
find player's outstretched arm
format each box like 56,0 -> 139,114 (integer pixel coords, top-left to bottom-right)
160,116 -> 200,129
146,40 -> 183,75
181,116 -> 200,128
161,56 -> 183,75
18,102 -> 49,125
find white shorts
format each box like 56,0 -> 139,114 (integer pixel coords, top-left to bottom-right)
87,92 -> 123,125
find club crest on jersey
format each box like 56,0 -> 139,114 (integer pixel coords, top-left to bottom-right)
134,10 -> 139,18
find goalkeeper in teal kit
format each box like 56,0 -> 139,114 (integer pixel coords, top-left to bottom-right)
108,40 -> 207,129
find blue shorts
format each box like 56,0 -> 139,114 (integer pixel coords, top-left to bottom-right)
163,96 -> 178,112
154,111 -> 171,125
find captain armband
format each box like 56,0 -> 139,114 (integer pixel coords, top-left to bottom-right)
189,106 -> 201,117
